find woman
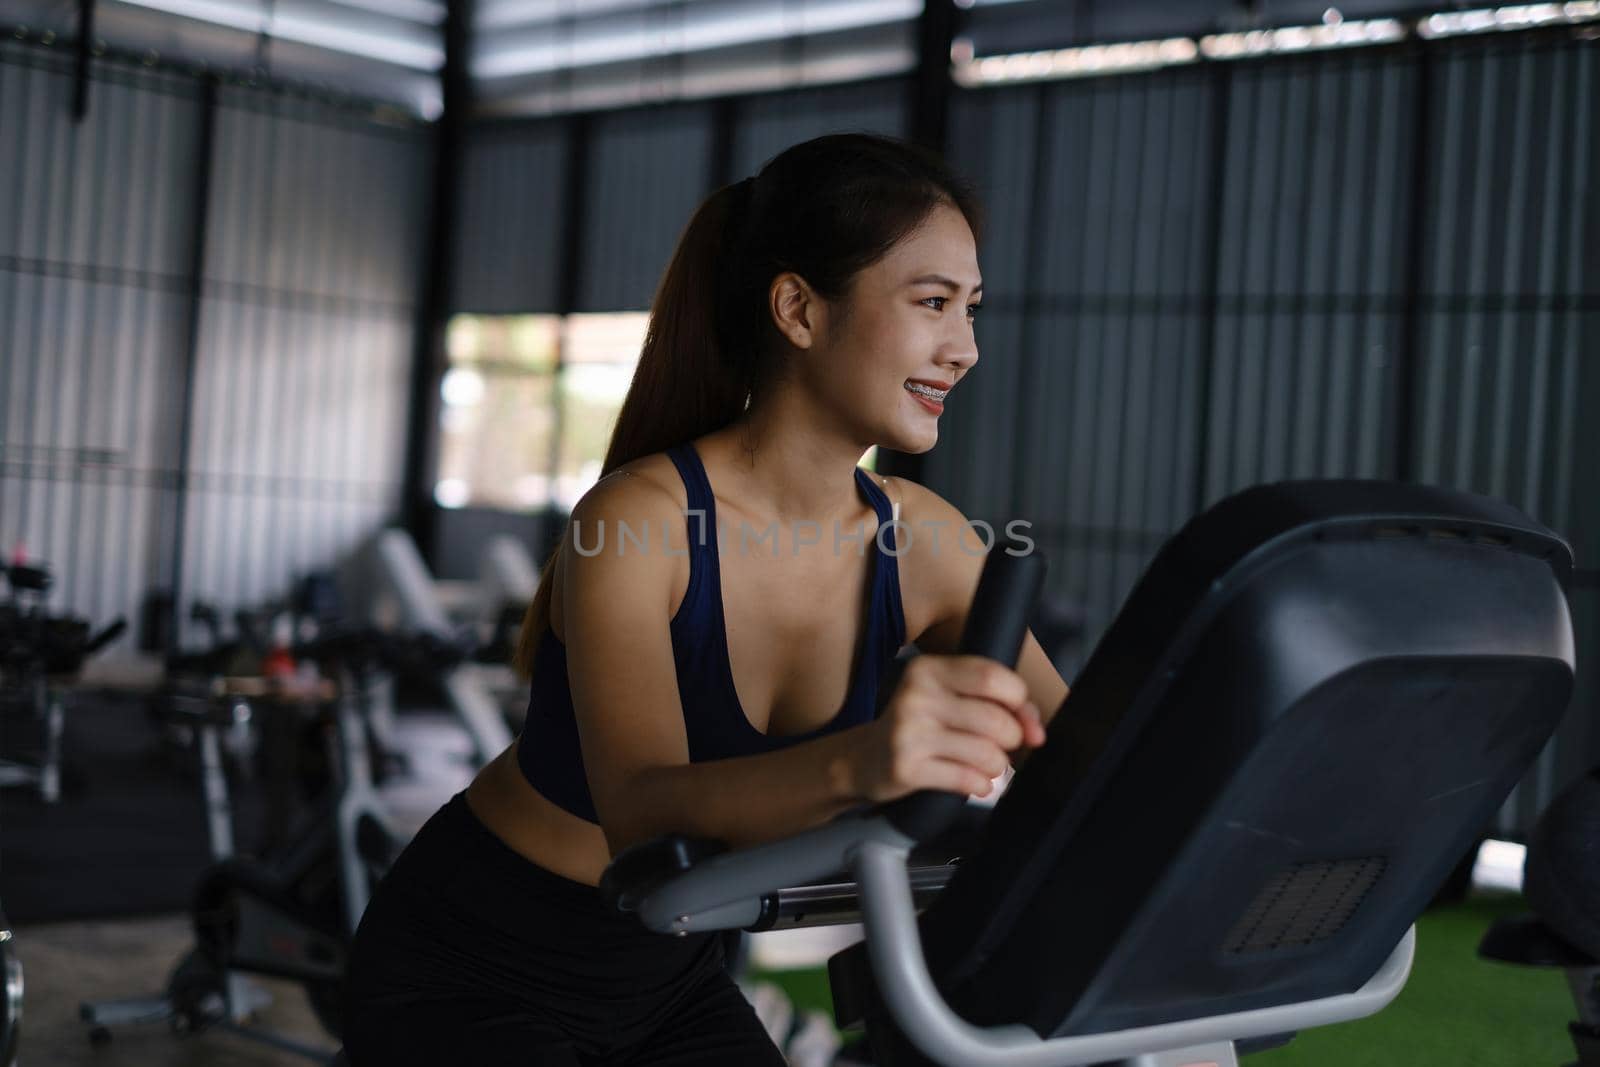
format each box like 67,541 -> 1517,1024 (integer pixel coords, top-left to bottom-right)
343,132 -> 1070,1065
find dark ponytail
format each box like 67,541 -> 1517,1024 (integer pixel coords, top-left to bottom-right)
513,133 -> 981,677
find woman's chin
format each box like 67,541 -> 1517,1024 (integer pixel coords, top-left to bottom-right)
885,420 -> 940,455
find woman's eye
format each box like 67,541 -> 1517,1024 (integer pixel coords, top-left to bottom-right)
922,296 -> 982,319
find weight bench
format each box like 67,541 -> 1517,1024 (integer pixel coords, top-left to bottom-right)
601,481 -> 1576,1066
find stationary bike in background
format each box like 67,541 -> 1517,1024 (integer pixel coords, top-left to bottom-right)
0,560 -> 124,1067
0,561 -> 126,803
80,624 -> 473,1063
143,600 -> 270,788
1,899 -> 18,1067
1481,769 -> 1600,1066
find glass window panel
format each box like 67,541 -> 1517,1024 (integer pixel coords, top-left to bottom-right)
436,369 -> 558,511
437,313 -> 561,511
552,311 -> 650,510
447,313 -> 560,371
436,311 -> 694,512
563,311 -> 651,364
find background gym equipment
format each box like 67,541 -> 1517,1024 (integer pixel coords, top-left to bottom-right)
0,563 -> 126,804
601,481 -> 1575,1067
1480,769 -> 1600,1066
341,529 -> 520,759
79,627 -> 468,1064
0,900 -> 19,1067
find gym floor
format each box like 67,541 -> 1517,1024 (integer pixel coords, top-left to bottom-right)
1250,894 -> 1574,1064
17,915 -> 334,1066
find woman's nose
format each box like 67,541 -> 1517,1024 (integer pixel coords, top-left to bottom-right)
943,328 -> 978,372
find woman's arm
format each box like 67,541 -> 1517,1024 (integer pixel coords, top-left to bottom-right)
562,475 -> 874,855
563,471 -> 1043,856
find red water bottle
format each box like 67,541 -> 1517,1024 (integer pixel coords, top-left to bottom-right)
262,616 -> 296,679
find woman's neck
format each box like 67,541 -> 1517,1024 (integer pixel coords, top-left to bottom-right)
703,400 -> 872,529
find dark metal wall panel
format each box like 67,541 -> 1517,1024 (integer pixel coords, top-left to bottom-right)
578,102 -> 715,312
452,119 -> 569,313
1413,351 -> 1582,542
1030,72 -> 1212,532
0,53 -> 198,275
1205,54 -> 1416,502
0,38 -> 430,652
204,92 -> 430,305
180,89 -> 430,628
1413,40 -> 1592,543
731,79 -> 909,177
447,80 -> 908,316
0,43 -> 199,635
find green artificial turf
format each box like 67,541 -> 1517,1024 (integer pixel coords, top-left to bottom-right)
751,894 -> 1578,1065
1254,894 -> 1574,1066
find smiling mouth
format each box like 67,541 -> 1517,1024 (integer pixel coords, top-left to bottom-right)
904,381 -> 949,403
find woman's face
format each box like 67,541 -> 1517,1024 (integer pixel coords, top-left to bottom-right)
806,201 -> 982,455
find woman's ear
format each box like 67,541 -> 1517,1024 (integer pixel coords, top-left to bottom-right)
768,271 -> 823,350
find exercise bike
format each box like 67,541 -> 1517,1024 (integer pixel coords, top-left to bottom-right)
80,627 -> 468,1063
0,900 -> 19,1067
0,561 -> 125,803
0,563 -> 122,1067
596,480 -> 1575,1066
143,601 -> 270,781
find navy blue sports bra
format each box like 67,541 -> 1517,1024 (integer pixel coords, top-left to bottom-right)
517,440 -> 908,824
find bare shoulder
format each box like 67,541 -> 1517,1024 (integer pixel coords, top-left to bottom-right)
862,472 -> 986,647
573,453 -> 687,519
867,473 -> 978,553
874,474 -> 954,527
866,471 -> 1070,711
556,452 -> 691,621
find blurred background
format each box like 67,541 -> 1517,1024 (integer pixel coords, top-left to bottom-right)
0,1 -> 1596,1064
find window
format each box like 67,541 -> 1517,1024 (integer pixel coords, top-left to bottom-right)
436,312 -> 649,512
556,314 -> 649,510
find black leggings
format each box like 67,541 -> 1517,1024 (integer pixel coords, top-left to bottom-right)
342,792 -> 786,1066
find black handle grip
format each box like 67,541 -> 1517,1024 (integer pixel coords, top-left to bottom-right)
6,564 -> 52,594
953,537 -> 1046,663
85,618 -> 127,656
873,536 -> 1045,841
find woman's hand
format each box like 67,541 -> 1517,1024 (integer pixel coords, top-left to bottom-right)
851,654 -> 1047,804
